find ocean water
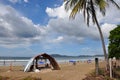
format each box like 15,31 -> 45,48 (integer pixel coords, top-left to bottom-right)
0,56 -> 104,66
55,56 -> 104,63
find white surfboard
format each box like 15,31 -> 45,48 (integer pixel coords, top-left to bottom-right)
24,57 -> 34,72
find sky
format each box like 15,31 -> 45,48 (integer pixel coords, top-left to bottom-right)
0,0 -> 120,57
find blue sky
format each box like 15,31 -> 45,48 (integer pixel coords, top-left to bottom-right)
0,0 -> 120,57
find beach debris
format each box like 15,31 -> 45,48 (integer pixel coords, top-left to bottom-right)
9,62 -> 13,71
34,69 -> 40,73
24,53 -> 60,72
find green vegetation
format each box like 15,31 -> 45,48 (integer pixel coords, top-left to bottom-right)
108,25 -> 120,59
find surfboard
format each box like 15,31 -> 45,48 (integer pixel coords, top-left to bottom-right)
24,57 -> 34,72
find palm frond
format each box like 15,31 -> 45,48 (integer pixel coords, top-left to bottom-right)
70,0 -> 85,19
108,0 -> 120,9
83,0 -> 86,21
64,0 -> 120,27
64,0 -> 68,2
99,0 -> 107,15
90,0 -> 96,25
65,0 -> 71,11
65,0 -> 78,11
86,7 -> 90,26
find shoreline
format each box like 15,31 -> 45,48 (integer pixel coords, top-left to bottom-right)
0,56 -> 104,66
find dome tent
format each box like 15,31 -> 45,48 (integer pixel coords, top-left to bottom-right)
24,53 -> 60,72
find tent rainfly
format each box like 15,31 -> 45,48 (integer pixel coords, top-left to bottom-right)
24,53 -> 60,72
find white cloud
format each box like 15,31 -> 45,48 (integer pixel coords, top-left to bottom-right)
9,0 -> 29,3
24,0 -> 29,3
46,8 -> 99,42
45,1 -> 120,44
46,3 -> 70,18
0,4 -> 44,48
50,36 -> 64,43
9,0 -> 20,3
0,5 -> 19,17
97,4 -> 120,25
0,1 -> 120,48
101,23 -> 117,38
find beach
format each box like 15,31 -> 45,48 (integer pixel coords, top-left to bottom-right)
0,61 -> 95,80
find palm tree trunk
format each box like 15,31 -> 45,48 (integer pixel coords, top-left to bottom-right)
94,15 -> 109,71
90,0 -> 109,71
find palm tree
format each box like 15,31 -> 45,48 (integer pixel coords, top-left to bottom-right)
64,0 -> 120,70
